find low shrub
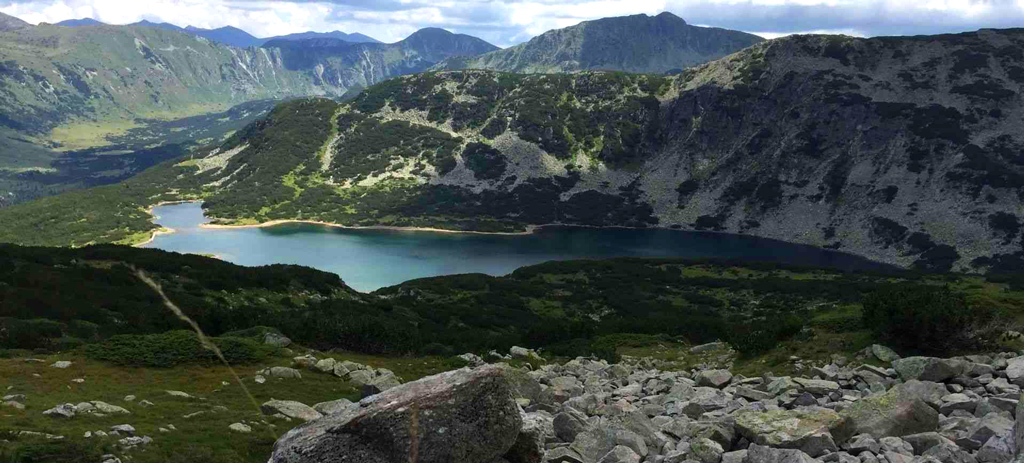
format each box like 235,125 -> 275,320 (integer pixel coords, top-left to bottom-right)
0,318 -> 64,350
219,326 -> 282,340
84,330 -> 277,367
862,286 -> 997,355
0,438 -> 106,463
726,315 -> 804,357
421,342 -> 454,356
441,356 -> 472,370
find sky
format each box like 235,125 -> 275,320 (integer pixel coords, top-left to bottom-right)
1,0 -> 1023,47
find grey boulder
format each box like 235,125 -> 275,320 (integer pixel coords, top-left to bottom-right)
269,365 -> 522,463
831,387 -> 939,442
263,332 -> 292,347
742,444 -> 817,463
266,367 -> 302,379
43,403 -> 76,418
506,412 -> 548,463
892,358 -> 966,383
261,399 -> 323,422
361,372 -> 402,398
696,370 -> 733,389
872,345 -> 901,363
312,398 -> 356,416
733,408 -> 841,457
597,446 -> 640,463
554,408 -> 590,442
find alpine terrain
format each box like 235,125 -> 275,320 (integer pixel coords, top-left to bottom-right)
16,28 -> 1018,271
436,12 -> 764,74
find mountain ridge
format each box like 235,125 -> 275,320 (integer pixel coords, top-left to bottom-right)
0,11 -> 31,31
54,18 -> 105,27
436,12 -> 763,74
52,16 -> 382,46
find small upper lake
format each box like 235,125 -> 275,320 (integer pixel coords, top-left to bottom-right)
142,202 -> 892,292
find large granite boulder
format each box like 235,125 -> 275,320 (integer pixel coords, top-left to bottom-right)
506,411 -> 549,463
696,370 -> 734,389
734,408 -> 841,457
831,386 -> 939,442
893,357 -> 967,383
269,365 -> 522,463
312,399 -> 356,416
261,399 -> 323,422
264,332 -> 292,347
743,444 -> 818,463
872,345 -> 901,363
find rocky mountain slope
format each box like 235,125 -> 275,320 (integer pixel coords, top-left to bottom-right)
0,12 -> 30,32
146,27 -> 1024,273
436,12 -> 763,74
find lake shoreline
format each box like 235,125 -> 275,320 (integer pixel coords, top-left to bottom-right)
137,199 -> 546,239
134,227 -> 176,247
133,199 -> 204,247
199,219 -> 539,236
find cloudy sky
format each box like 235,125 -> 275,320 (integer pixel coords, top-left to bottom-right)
2,0 -> 1023,47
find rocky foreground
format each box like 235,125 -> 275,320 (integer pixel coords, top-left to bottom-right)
270,347 -> 1024,463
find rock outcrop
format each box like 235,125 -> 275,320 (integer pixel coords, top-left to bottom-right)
269,365 -> 522,463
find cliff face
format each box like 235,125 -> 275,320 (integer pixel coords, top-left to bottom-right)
436,12 -> 763,74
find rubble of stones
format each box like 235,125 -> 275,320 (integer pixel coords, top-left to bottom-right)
508,346 -> 1024,463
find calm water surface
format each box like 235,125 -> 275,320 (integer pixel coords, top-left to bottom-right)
142,202 -> 891,291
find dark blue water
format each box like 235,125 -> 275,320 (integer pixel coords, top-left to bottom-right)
142,202 -> 891,291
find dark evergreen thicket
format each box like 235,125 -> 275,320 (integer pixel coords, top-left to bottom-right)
1,244 -> 1021,359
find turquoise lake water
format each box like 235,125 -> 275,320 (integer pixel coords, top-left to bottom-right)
142,202 -> 891,291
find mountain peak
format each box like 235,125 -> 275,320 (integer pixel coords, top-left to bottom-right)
0,12 -> 31,32
436,11 -> 759,74
55,18 -> 106,27
655,11 -> 686,24
407,27 -> 454,38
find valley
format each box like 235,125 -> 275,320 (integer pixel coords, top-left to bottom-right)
3,27 -> 1021,273
0,99 -> 276,207
1,6 -> 1024,463
0,12 -> 499,198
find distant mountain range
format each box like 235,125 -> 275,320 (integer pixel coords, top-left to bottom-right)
53,17 -> 104,27
53,17 -> 382,47
51,16 -> 380,46
0,10 -> 764,208
436,12 -> 763,74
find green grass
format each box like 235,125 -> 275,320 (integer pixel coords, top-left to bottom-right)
0,348 -> 459,463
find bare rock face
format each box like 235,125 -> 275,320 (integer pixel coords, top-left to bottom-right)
268,365 -> 522,463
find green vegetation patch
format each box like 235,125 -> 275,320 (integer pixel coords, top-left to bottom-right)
330,118 -> 461,181
84,330 -> 277,367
